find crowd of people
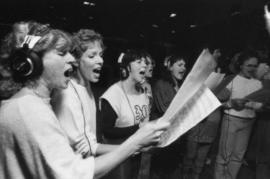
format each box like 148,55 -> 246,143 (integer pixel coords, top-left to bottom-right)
1,5 -> 270,179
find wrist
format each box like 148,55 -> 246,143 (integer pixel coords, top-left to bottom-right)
122,133 -> 142,155
222,101 -> 231,109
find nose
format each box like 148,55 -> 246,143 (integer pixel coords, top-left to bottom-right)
141,60 -> 147,67
97,55 -> 104,65
66,52 -> 76,63
182,65 -> 186,71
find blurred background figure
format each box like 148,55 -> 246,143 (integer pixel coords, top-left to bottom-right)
150,54 -> 187,179
215,50 -> 262,179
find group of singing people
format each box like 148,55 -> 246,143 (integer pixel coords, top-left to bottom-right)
2,5 -> 270,179
0,21 -> 170,179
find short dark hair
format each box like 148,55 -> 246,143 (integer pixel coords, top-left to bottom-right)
119,49 -> 145,80
234,50 -> 259,72
161,54 -> 186,87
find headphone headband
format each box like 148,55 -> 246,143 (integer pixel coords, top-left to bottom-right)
118,52 -> 125,64
11,35 -> 43,82
21,35 -> 41,49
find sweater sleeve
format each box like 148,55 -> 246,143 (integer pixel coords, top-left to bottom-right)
18,96 -> 95,179
100,99 -> 139,139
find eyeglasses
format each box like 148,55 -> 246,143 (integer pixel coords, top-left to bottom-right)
244,64 -> 258,68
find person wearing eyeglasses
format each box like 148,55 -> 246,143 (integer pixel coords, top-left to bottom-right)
215,50 -> 262,179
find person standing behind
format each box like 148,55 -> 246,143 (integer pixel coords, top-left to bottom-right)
214,50 -> 262,179
151,54 -> 186,121
250,63 -> 270,179
141,52 -> 156,107
150,54 -> 186,179
52,29 -> 118,158
100,49 -> 150,179
254,7 -> 270,178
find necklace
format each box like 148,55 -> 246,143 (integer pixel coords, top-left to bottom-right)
70,80 -> 93,156
30,88 -> 51,105
120,82 -> 137,125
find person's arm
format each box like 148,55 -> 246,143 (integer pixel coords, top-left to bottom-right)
25,98 -> 170,179
52,90 -> 98,157
101,99 -> 139,139
95,144 -> 118,155
222,98 -> 248,110
94,120 -> 169,178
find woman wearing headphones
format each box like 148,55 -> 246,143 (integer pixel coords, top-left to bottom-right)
52,29 -> 113,158
0,25 -> 168,179
100,49 -> 150,179
151,54 -> 186,121
0,21 -> 49,101
150,54 -> 186,179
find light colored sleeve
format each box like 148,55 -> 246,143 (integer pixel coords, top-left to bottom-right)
52,89 -> 99,157
20,98 -> 95,179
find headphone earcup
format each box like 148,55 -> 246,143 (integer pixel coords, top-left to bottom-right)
10,46 -> 43,82
28,50 -> 43,78
121,67 -> 128,78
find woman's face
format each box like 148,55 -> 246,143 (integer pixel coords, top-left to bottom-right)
41,40 -> 75,89
169,59 -> 186,81
128,57 -> 147,83
240,57 -> 258,78
145,57 -> 155,79
79,41 -> 103,83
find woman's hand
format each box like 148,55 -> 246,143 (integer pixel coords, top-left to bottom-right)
130,121 -> 169,151
245,101 -> 263,110
224,98 -> 248,111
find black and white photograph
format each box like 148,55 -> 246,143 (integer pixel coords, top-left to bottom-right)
0,0 -> 270,179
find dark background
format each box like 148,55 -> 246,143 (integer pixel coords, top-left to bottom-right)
0,0 -> 270,86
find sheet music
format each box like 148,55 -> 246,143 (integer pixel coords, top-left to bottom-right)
158,85 -> 221,147
157,49 -> 221,147
204,72 -> 225,91
162,49 -> 217,121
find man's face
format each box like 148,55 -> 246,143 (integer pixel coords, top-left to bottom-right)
240,57 -> 258,78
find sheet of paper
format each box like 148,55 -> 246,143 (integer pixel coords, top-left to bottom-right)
204,72 -> 225,91
162,49 -> 217,120
157,49 -> 221,147
158,85 -> 221,147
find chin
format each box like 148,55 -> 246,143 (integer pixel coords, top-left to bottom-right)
175,76 -> 183,81
90,78 -> 99,83
59,84 -> 68,89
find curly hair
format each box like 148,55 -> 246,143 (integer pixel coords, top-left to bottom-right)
71,29 -> 104,59
0,21 -> 50,67
0,22 -> 71,98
